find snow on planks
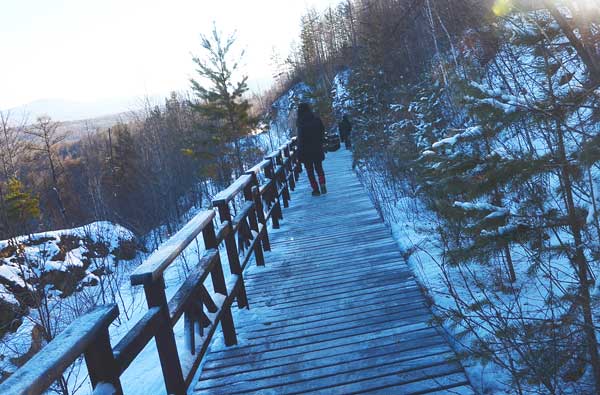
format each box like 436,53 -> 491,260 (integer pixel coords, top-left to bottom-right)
194,149 -> 473,394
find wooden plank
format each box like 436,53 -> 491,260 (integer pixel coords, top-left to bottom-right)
245,249 -> 403,278
287,363 -> 465,395
240,224 -> 265,271
404,384 -> 477,395
238,303 -> 429,341
235,299 -> 428,336
193,149 -> 472,394
263,238 -> 399,260
351,372 -> 470,395
202,327 -> 444,378
247,276 -> 417,309
234,306 -> 433,347
212,174 -> 252,205
244,258 -> 411,289
246,159 -> 271,176
200,332 -> 448,384
264,151 -> 281,160
131,210 -> 215,285
142,278 -> 185,394
250,282 -> 420,311
167,249 -> 219,324
0,305 -> 118,395
231,201 -> 254,233
113,307 -> 161,373
244,288 -> 426,323
198,351 -> 457,394
231,297 -> 427,339
245,268 -> 413,300
204,320 -> 432,365
215,220 -> 230,244
180,274 -> 241,388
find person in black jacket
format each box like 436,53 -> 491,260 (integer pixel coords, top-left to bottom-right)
297,102 -> 327,196
338,114 -> 352,149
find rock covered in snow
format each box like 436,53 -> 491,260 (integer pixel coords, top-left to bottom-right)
0,221 -> 140,339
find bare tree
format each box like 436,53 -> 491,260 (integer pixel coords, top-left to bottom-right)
0,111 -> 26,181
24,116 -> 69,226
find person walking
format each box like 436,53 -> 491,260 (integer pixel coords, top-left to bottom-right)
297,102 -> 327,196
338,114 -> 352,149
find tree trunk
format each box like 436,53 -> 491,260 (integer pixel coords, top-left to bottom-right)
556,121 -> 600,391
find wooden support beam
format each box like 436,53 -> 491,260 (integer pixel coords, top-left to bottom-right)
84,328 -> 123,394
202,218 -> 238,346
264,161 -> 281,229
213,201 -> 249,310
113,307 -> 161,373
0,138 -> 302,395
244,171 -> 271,252
143,277 -> 186,395
131,211 -> 215,286
244,182 -> 265,266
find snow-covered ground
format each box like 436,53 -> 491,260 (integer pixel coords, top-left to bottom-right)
331,14 -> 600,389
0,221 -> 141,385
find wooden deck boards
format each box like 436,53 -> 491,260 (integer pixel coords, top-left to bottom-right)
194,149 -> 473,394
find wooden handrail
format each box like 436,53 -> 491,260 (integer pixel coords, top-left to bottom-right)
130,210 -> 215,285
0,137 -> 302,395
212,174 -> 253,205
113,307 -> 161,373
0,305 -> 119,395
246,159 -> 271,176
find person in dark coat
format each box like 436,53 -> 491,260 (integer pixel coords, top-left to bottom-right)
338,114 -> 352,149
297,102 -> 327,196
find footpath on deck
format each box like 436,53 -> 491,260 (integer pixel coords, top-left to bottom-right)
194,149 -> 474,394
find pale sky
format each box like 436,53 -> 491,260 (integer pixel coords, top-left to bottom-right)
0,0 -> 340,109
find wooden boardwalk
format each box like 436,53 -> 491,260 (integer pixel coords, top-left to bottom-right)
194,149 -> 474,395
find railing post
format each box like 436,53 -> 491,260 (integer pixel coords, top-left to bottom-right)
243,183 -> 265,266
143,277 -> 186,395
264,161 -> 282,229
283,144 -> 296,191
84,327 -> 123,395
274,152 -> 291,208
213,201 -> 250,309
202,221 -> 238,345
244,171 -> 271,251
184,307 -> 196,353
254,185 -> 271,251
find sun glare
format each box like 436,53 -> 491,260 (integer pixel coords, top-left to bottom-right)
492,0 -> 513,16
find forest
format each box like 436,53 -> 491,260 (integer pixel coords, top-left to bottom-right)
0,25 -> 279,391
282,0 -> 600,393
1,0 -> 600,394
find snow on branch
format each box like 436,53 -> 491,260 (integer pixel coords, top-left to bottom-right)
469,81 -> 535,113
453,201 -> 508,214
430,126 -> 483,149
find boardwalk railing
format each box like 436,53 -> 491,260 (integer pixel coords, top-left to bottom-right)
0,138 -> 301,395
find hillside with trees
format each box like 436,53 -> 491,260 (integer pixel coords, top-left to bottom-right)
2,0 -> 600,394
279,0 -> 600,393
0,26 -> 272,391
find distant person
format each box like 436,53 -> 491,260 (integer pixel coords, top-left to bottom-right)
297,102 -> 327,196
338,114 -> 352,149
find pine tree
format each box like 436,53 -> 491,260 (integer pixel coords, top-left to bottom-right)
416,8 -> 600,390
103,123 -> 144,230
0,178 -> 40,238
189,24 -> 252,180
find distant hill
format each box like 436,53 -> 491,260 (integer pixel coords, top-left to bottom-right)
8,97 -> 155,122
57,112 -> 137,141
7,96 -> 165,140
